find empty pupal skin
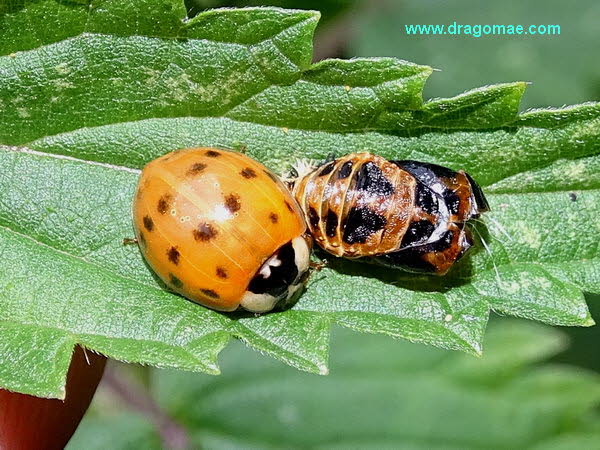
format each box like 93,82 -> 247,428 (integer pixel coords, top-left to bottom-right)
292,152 -> 489,275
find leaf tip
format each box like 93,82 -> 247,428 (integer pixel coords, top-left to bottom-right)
317,363 -> 329,376
583,316 -> 596,327
469,342 -> 484,358
57,386 -> 67,401
202,359 -> 222,375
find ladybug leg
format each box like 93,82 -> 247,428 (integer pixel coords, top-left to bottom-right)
122,238 -> 138,245
232,142 -> 247,154
309,259 -> 328,272
293,259 -> 327,288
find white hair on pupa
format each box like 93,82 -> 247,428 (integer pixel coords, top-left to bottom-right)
280,158 -> 319,185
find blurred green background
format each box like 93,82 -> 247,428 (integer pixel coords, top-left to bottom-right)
68,1 -> 600,448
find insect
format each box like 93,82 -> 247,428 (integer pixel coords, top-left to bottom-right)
291,152 -> 489,275
132,147 -> 312,313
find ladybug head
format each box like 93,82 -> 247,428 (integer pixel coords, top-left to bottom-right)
239,235 -> 312,313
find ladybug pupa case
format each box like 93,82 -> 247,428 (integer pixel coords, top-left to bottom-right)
292,152 -> 489,275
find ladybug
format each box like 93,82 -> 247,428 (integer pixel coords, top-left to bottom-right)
291,152 -> 489,275
132,147 -> 312,313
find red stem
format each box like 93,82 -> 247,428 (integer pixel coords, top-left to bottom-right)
0,346 -> 106,450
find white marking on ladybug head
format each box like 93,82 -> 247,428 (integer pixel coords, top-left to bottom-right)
259,255 -> 282,278
240,291 -> 279,313
241,237 -> 311,313
291,235 -> 310,275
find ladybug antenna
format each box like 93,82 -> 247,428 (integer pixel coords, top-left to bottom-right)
309,259 -> 327,272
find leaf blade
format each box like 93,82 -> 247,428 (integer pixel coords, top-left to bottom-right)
0,3 -> 598,398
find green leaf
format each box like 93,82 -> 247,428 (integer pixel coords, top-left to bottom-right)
0,2 -> 598,397
143,321 -> 600,450
0,0 -> 187,55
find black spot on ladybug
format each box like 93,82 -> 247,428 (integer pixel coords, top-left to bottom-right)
355,162 -> 394,196
318,161 -> 335,176
187,162 -> 207,176
337,161 -> 353,179
224,193 -> 241,213
284,200 -> 295,213
325,210 -> 338,237
414,183 -> 439,215
569,192 -> 577,202
169,273 -> 183,289
400,219 -> 436,248
205,150 -> 221,157
342,207 -> 387,244
157,194 -> 172,215
308,206 -> 320,229
269,212 -> 279,224
201,288 -> 220,299
167,246 -> 180,265
240,167 -> 257,179
216,267 -> 228,279
143,215 -> 154,232
193,222 -> 218,242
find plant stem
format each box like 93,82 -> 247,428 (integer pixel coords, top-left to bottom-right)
102,364 -> 190,450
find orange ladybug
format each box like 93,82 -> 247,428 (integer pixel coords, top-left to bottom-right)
292,152 -> 489,275
132,147 -> 312,313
